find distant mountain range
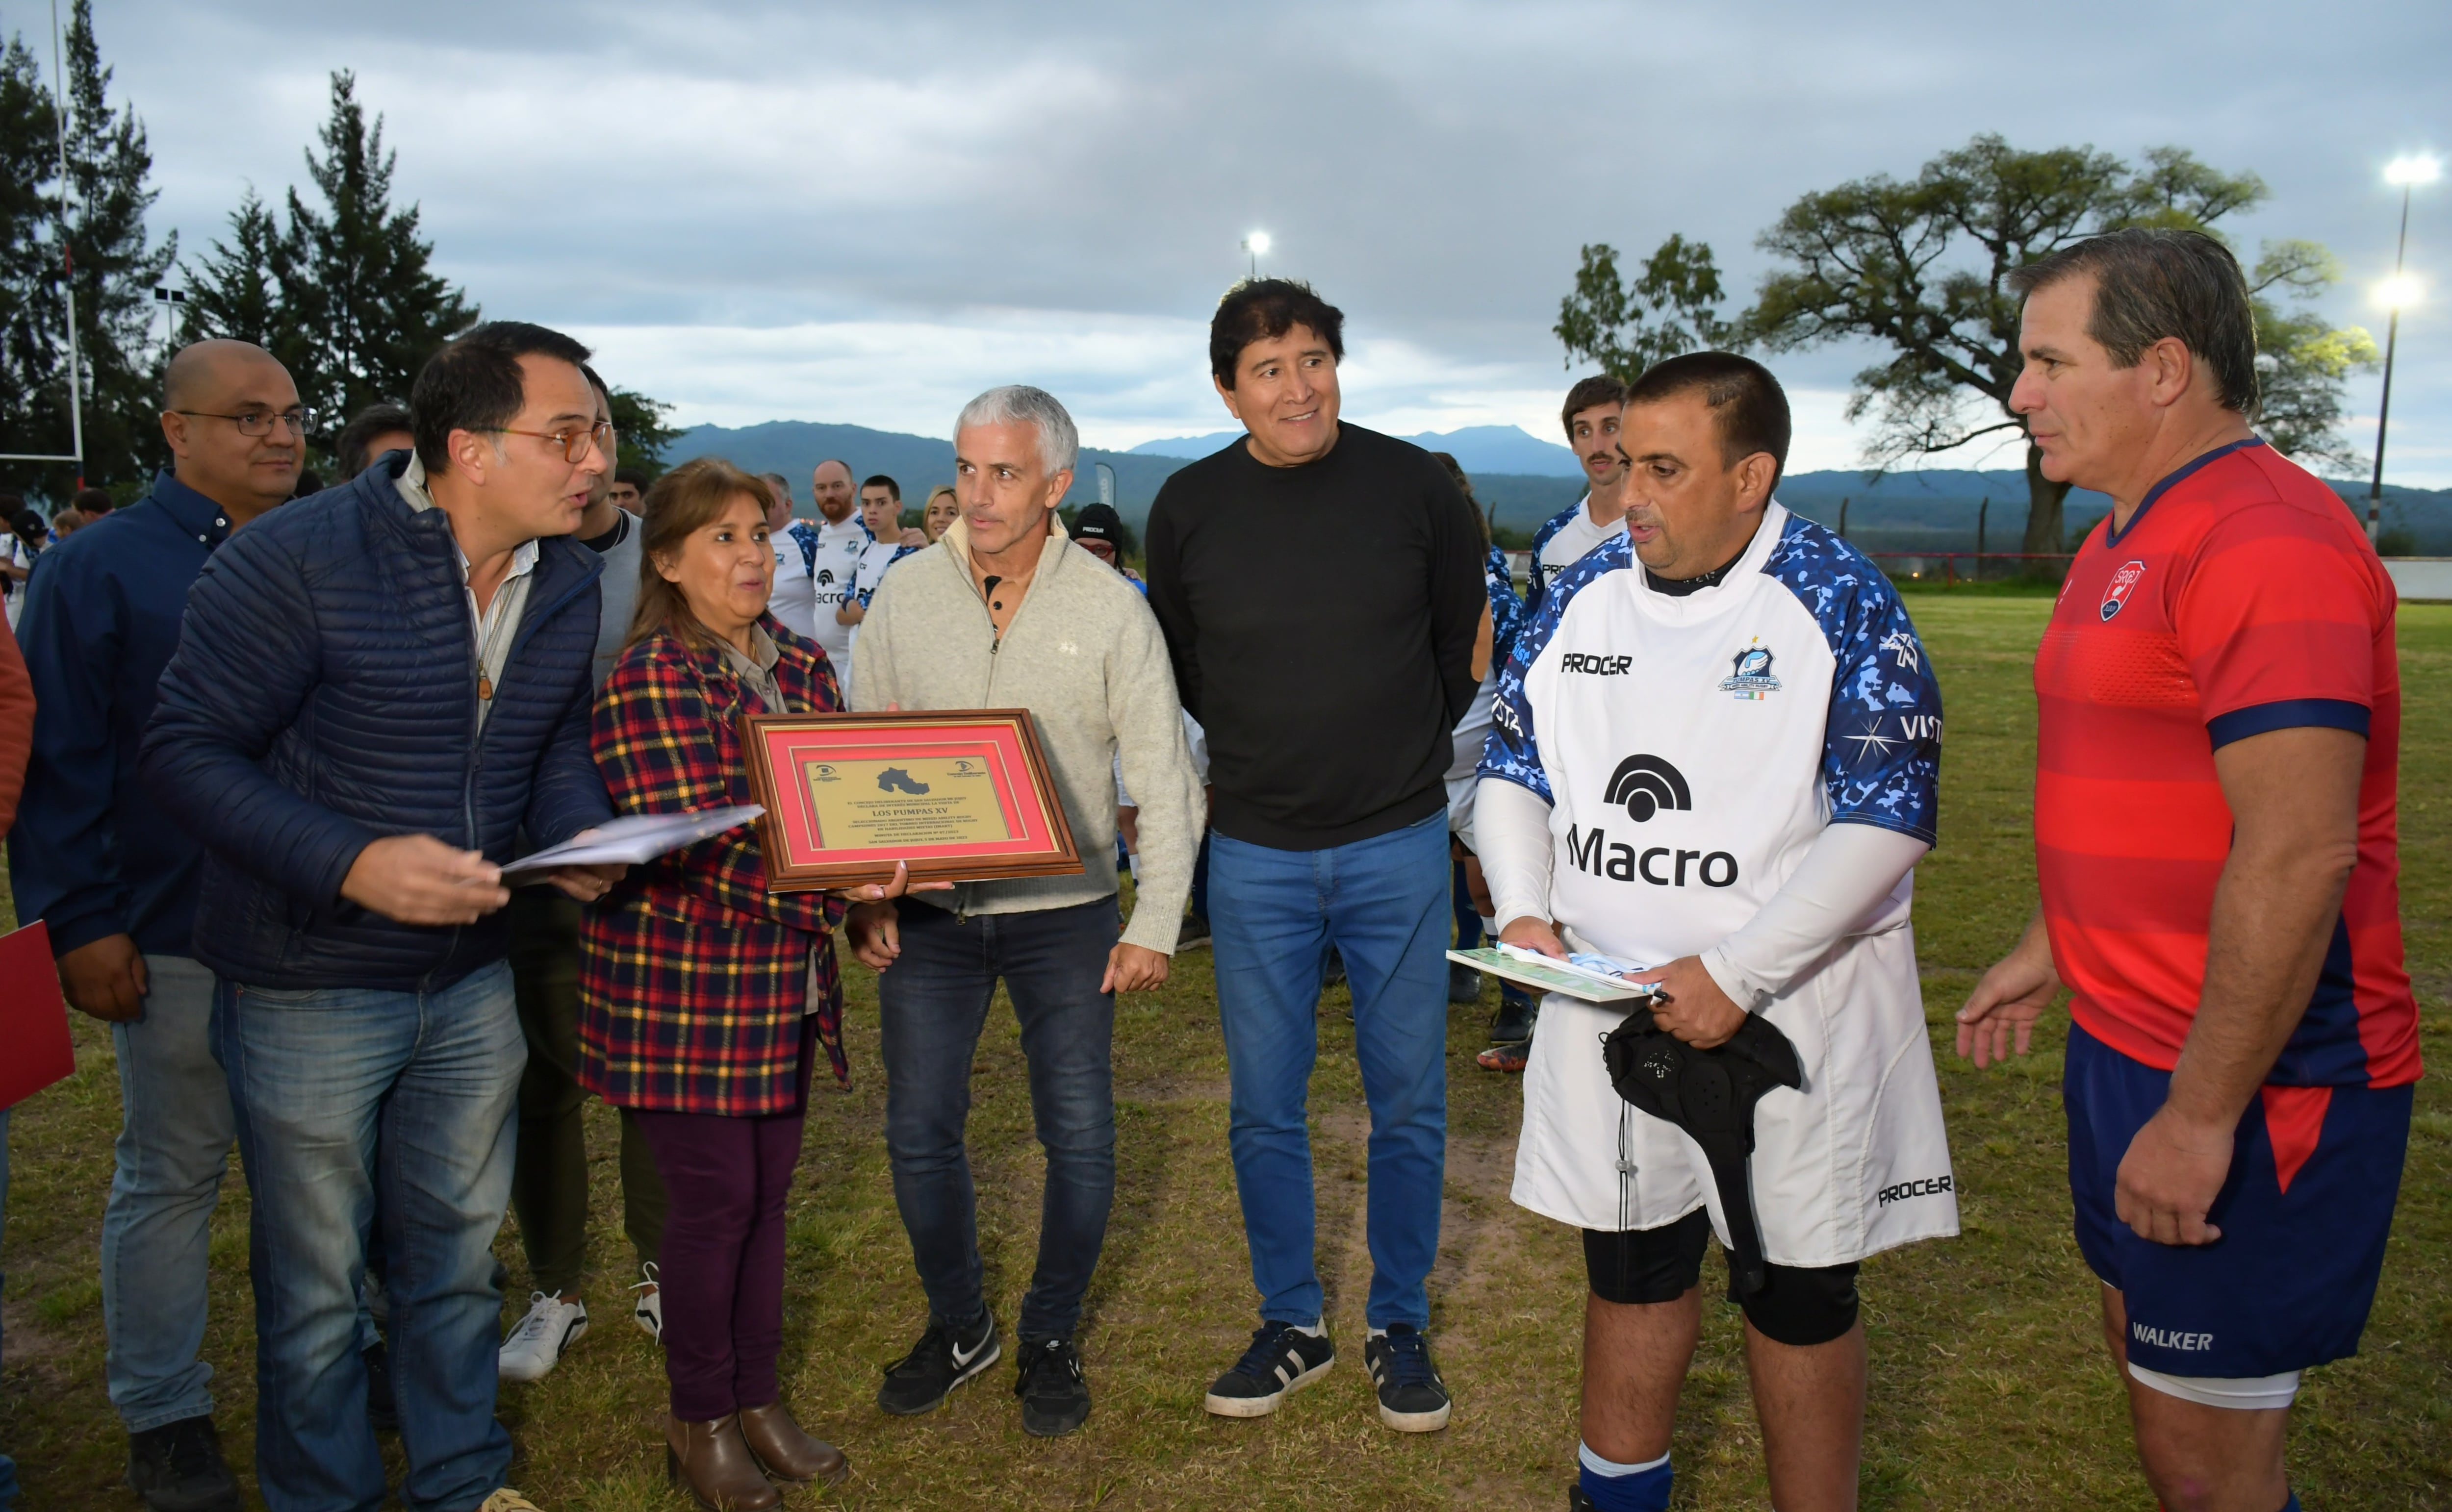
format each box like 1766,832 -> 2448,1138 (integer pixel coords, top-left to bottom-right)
1129,423 -> 1586,477
668,420 -> 2452,552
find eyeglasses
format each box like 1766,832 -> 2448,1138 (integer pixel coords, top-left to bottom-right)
174,407 -> 315,437
491,422 -> 615,464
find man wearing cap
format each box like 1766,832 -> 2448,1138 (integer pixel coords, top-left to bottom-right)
1069,504 -> 1143,590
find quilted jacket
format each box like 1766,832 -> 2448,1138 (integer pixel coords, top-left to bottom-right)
139,454 -> 614,989
578,619 -> 848,1114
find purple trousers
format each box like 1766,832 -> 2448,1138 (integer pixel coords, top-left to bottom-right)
632,1022 -> 814,1420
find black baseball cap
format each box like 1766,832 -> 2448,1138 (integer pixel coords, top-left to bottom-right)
1073,503 -> 1124,547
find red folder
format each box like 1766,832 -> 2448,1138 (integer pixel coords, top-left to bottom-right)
0,919 -> 74,1110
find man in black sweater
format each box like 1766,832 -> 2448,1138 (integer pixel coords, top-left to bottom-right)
1145,280 -> 1485,1434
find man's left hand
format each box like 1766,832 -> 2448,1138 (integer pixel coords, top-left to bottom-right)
2115,1106 -> 2235,1246
1630,956 -> 1746,1049
1102,942 -> 1169,993
547,862 -> 626,903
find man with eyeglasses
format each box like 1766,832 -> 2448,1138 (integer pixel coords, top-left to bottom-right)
6,338 -> 306,1512
141,322 -> 623,1512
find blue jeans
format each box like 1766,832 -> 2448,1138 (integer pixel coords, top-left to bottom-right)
103,956 -> 234,1433
879,897 -> 1117,1342
1210,810 -> 1450,1330
1,1103 -> 17,1509
214,962 -> 523,1512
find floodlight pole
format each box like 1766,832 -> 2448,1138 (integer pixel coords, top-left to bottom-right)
2368,180 -> 2414,544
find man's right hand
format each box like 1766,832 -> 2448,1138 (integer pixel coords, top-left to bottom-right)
1497,915 -> 1567,958
341,834 -> 510,926
845,900 -> 901,970
1956,908 -> 2062,1067
58,932 -> 148,1021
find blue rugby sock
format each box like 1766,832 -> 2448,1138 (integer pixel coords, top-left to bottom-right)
1577,1442 -> 1671,1512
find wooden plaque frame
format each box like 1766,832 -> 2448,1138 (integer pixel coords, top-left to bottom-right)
739,708 -> 1083,892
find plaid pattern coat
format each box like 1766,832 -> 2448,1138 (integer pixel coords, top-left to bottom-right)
578,618 -> 849,1115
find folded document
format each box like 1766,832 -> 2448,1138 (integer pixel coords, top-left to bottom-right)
501,805 -> 766,882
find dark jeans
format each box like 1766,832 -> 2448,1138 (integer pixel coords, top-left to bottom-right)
879,897 -> 1117,1343
508,889 -> 666,1291
1191,829 -> 1212,919
630,1020 -> 813,1422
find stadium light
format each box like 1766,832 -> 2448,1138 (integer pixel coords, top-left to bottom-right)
1242,230 -> 1271,278
2367,155 -> 2440,544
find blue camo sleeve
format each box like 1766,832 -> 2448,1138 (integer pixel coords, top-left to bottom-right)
1483,544 -> 1524,654
1764,516 -> 1941,844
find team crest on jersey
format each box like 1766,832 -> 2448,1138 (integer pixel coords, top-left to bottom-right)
2099,560 -> 2146,621
1718,640 -> 1781,700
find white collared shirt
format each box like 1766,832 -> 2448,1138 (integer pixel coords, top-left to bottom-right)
398,453 -> 540,729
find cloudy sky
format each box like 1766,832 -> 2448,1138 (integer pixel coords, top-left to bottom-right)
77,0 -> 2452,481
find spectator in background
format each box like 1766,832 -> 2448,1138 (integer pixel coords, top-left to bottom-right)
584,457 -> 909,1507
8,338 -> 303,1512
803,458 -> 867,675
494,366 -> 671,1386
839,475 -> 915,626
0,612 -> 38,1512
71,485 -> 116,520
608,466 -> 648,513
0,497 -> 34,630
48,507 -> 89,541
1524,375 -> 1631,619
140,321 -> 623,1512
1146,280 -> 1483,1435
758,472 -> 822,643
920,484 -> 959,543
1068,504 -> 1142,589
1426,453 -> 1536,1073
849,385 -> 1200,1440
336,400 -> 415,479
863,473 -> 927,548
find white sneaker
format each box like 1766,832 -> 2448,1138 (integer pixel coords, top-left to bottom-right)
498,1292 -> 587,1383
630,1263 -> 663,1342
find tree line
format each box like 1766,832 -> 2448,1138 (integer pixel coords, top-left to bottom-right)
1557,136 -> 2378,553
0,3 -> 675,504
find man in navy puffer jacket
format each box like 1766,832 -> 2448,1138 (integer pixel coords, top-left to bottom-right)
142,322 -> 622,1512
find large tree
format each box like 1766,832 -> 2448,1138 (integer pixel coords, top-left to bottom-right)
1739,136 -> 2372,552
0,33 -> 63,493
1555,233 -> 1735,385
182,189 -> 285,351
271,71 -> 476,429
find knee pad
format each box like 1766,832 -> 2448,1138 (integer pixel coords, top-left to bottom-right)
1584,1210 -> 1710,1305
1733,1260 -> 1860,1346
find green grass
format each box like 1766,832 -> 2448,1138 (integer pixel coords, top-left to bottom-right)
1,599 -> 2446,1509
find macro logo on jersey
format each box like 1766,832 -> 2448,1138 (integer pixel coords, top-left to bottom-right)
1718,640 -> 1781,700
1605,754 -> 1690,822
2099,559 -> 2146,621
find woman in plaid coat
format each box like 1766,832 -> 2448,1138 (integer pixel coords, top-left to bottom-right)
580,457 -> 924,1510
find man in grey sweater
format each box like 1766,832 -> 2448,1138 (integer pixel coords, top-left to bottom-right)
847,384 -> 1200,1439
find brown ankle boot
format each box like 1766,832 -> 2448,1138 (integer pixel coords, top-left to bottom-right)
664,1413 -> 779,1511
738,1401 -> 850,1486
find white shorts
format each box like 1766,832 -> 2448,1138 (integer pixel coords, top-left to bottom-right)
1510,925 -> 1959,1267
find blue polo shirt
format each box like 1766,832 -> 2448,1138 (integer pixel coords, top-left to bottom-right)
7,470 -> 241,958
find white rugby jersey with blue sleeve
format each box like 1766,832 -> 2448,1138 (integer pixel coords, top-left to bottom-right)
1476,501 -> 1959,1264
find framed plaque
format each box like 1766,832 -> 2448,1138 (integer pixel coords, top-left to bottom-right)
739,709 -> 1084,891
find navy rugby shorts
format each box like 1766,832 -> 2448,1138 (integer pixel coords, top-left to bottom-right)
2064,1022 -> 2412,1379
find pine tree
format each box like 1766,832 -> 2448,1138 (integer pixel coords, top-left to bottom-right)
57,0 -> 173,489
182,189 -> 284,349
0,32 -> 65,495
278,71 -> 475,427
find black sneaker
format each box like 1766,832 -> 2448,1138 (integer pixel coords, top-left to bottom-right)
127,1415 -> 241,1512
1322,949 -> 1347,989
1014,1336 -> 1091,1437
1568,1487 -> 1597,1511
1363,1325 -> 1452,1432
1202,1321 -> 1335,1418
1447,962 -> 1484,1004
877,1310 -> 1000,1415
1177,913 -> 1212,951
364,1340 -> 399,1432
1487,992 -> 1535,1046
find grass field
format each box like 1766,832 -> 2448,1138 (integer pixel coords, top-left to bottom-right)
1,597 -> 2446,1510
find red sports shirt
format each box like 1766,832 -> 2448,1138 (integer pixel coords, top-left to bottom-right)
2033,438 -> 2419,1088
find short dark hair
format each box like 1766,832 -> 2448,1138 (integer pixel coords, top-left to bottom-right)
71,486 -> 113,514
1210,278 -> 1345,389
1623,352 -> 1792,487
337,401 -> 414,477
613,466 -> 651,492
1560,375 -> 1628,439
409,321 -> 594,476
861,474 -> 901,502
2006,228 -> 2258,414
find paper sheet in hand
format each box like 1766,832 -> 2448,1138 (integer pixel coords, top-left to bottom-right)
0,919 -> 74,1110
501,805 -> 765,882
1446,944 -> 1663,1004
